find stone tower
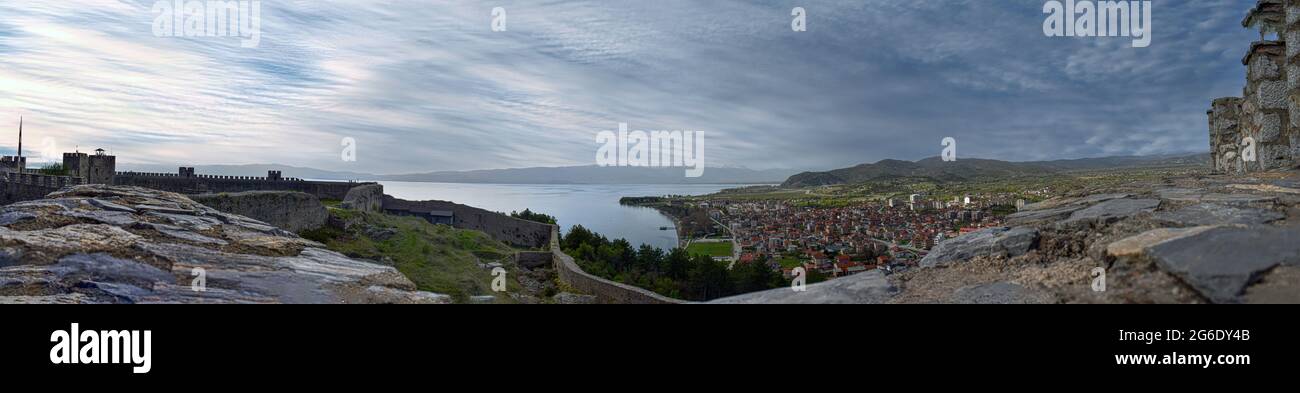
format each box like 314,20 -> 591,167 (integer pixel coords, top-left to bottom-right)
1242,40 -> 1289,170
62,152 -> 89,178
1211,0 -> 1299,173
63,149 -> 116,184
87,148 -> 115,185
1287,0 -> 1300,163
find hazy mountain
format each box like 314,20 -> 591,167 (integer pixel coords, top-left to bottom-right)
117,163 -> 797,184
1031,153 -> 1210,171
781,153 -> 1208,188
379,165 -> 796,184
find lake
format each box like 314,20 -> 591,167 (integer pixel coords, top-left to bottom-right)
376,182 -> 749,251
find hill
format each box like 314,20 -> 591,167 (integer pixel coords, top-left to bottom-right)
781,153 -> 1207,188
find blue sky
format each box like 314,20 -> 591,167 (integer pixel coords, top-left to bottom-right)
0,0 -> 1258,173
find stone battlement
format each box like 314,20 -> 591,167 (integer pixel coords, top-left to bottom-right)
1211,2 -> 1300,173
115,171 -> 306,182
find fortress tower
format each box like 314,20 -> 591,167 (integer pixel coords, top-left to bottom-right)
1210,0 -> 1299,173
63,148 -> 116,185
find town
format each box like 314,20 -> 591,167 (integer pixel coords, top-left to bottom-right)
641,190 -> 1044,282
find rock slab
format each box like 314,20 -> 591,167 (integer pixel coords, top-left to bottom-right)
0,185 -> 446,304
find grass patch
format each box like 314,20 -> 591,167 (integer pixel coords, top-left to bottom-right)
307,209 -> 520,303
686,241 -> 733,258
776,256 -> 804,269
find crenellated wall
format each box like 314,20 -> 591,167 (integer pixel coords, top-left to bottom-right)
0,172 -> 83,205
113,172 -> 368,201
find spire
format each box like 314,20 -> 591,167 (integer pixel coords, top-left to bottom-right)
17,116 -> 21,157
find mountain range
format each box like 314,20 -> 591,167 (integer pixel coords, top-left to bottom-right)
780,153 -> 1208,188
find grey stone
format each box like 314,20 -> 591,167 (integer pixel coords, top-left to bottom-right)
60,210 -> 138,226
1057,198 -> 1159,227
950,282 -> 1052,304
552,292 -> 598,304
145,211 -> 222,231
709,270 -> 897,304
1147,226 -> 1300,303
53,253 -> 176,288
0,212 -> 36,226
468,295 -> 497,304
919,227 -> 1040,268
87,198 -> 137,213
0,185 -> 446,304
1157,188 -> 1276,205
1153,203 -> 1284,226
1007,205 -> 1083,225
136,222 -> 228,245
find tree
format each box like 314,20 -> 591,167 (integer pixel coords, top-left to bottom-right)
511,209 -> 557,225
730,258 -> 781,294
686,255 -> 731,301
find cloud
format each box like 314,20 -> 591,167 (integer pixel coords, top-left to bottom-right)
0,0 -> 1260,173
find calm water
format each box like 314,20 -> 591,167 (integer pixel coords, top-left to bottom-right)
376,182 -> 747,251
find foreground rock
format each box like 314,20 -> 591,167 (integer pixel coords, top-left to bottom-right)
0,185 -> 448,304
709,270 -> 897,304
893,169 -> 1300,304
1144,225 -> 1300,303
919,227 -> 1038,268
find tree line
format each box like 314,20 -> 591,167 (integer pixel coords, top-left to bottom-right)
561,225 -> 784,301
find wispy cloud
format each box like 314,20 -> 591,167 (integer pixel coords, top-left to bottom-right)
0,0 -> 1258,173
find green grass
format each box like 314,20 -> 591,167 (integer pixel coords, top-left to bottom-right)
776,256 -> 804,269
686,241 -> 733,258
301,209 -> 520,303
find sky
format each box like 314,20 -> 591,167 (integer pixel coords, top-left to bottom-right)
0,0 -> 1260,174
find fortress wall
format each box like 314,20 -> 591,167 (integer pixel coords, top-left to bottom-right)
515,251 -> 552,269
380,195 -> 552,249
0,173 -> 83,205
548,229 -> 685,304
113,173 -> 367,200
1243,41 -> 1292,170
190,191 -> 328,233
1210,97 -> 1245,173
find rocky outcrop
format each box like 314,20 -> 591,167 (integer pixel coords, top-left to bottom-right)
899,170 -> 1300,304
0,185 -> 448,304
919,227 -> 1039,268
709,270 -> 896,304
190,191 -> 327,233
340,183 -> 384,213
